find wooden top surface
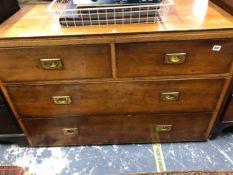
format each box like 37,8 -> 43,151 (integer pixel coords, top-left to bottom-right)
0,0 -> 233,39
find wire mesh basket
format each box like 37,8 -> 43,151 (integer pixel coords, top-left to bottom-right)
48,0 -> 174,27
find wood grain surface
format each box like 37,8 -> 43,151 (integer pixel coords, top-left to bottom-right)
0,44 -> 112,82
6,78 -> 225,117
23,112 -> 212,146
116,39 -> 233,77
0,0 -> 232,145
0,0 -> 232,39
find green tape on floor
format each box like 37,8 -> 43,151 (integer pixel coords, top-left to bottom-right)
152,142 -> 166,172
151,125 -> 166,172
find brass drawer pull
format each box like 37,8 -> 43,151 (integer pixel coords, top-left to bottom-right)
160,92 -> 180,101
40,58 -> 63,70
52,96 -> 72,105
164,53 -> 186,64
63,128 -> 78,136
155,125 -> 172,132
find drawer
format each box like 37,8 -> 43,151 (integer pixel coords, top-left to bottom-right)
22,113 -> 212,146
0,45 -> 112,82
7,78 -> 224,117
223,94 -> 233,122
116,39 -> 233,77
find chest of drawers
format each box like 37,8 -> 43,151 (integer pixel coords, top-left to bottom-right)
0,0 -> 233,146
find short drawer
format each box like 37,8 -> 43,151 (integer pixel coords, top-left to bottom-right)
223,94 -> 233,122
22,113 -> 212,146
116,39 -> 233,77
7,78 -> 224,117
0,44 -> 112,82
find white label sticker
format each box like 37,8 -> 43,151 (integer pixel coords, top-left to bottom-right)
212,45 -> 222,51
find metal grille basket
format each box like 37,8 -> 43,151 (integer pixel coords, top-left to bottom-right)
48,0 -> 174,27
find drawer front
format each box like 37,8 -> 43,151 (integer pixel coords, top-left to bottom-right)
223,94 -> 233,122
22,113 -> 212,146
116,39 -> 233,77
0,45 -> 112,82
7,79 -> 224,117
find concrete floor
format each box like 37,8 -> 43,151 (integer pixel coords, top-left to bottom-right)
0,132 -> 233,175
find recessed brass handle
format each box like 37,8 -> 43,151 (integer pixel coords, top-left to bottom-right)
40,58 -> 63,70
160,92 -> 180,101
52,96 -> 72,105
155,125 -> 172,132
63,128 -> 78,136
164,53 -> 186,64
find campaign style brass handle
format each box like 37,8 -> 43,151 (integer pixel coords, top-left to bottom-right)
40,58 -> 63,70
52,96 -> 72,105
160,92 -> 180,101
62,128 -> 78,136
164,53 -> 186,64
155,125 -> 173,132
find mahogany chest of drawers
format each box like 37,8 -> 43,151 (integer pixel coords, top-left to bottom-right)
0,0 -> 233,147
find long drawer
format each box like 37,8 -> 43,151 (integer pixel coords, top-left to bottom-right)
116,39 -> 233,77
7,78 -> 224,117
0,44 -> 112,82
22,113 -> 212,146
